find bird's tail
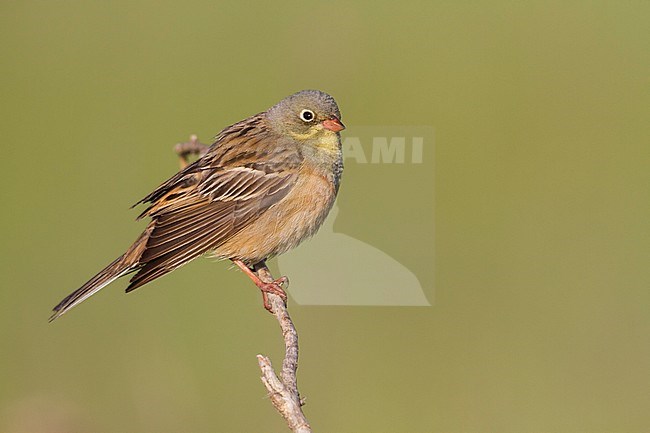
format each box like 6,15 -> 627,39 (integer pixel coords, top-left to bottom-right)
49,255 -> 135,322
50,225 -> 153,322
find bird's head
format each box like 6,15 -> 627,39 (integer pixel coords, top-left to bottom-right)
265,90 -> 345,143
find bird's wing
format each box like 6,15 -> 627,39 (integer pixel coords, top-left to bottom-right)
126,116 -> 302,291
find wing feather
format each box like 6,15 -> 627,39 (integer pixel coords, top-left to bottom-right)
126,115 -> 302,292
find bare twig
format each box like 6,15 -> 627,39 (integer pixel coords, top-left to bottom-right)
256,265 -> 312,433
171,139 -> 311,432
174,134 -> 209,168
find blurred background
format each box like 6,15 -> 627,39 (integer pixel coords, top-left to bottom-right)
1,1 -> 649,432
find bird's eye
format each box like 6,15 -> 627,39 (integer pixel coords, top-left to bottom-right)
299,109 -> 315,122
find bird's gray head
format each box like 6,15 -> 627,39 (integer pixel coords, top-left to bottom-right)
265,90 -> 344,139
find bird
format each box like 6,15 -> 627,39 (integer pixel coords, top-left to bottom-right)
50,89 -> 345,321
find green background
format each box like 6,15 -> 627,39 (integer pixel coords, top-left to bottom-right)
1,1 -> 649,432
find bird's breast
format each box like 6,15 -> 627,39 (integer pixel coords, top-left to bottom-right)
215,164 -> 337,264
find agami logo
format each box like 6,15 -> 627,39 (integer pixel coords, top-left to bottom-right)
277,126 -> 435,306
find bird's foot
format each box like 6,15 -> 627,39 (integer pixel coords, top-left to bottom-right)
232,259 -> 289,313
258,276 -> 289,312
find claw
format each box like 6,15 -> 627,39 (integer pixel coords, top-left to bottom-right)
259,278 -> 288,312
232,259 -> 289,313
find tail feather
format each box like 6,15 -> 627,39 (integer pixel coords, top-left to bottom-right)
50,224 -> 154,321
49,256 -> 135,321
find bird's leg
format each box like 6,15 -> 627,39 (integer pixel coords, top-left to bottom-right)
174,134 -> 210,169
232,259 -> 288,312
